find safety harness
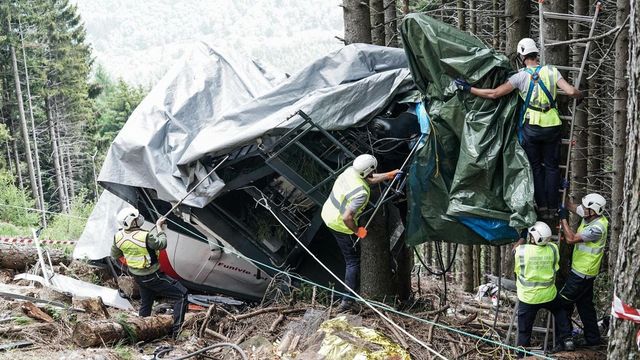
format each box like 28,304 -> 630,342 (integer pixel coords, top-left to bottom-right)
518,65 -> 556,142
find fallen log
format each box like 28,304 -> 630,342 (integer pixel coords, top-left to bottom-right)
0,244 -> 71,271
72,314 -> 173,347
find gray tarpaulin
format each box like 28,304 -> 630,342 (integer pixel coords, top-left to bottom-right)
98,42 -> 412,208
82,43 -> 412,259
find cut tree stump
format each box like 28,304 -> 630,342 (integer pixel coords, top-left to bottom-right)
72,315 -> 173,347
0,244 -> 71,270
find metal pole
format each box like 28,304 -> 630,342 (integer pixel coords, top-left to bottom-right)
353,133 -> 425,247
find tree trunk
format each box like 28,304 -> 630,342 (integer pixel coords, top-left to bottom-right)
456,0 -> 466,31
383,0 -> 398,47
501,245 -> 513,279
469,0 -> 476,34
491,246 -> 500,275
608,0 -> 639,354
587,73 -> 602,194
370,0 -> 385,46
610,0 -> 630,270
343,0 -> 372,44
462,245 -> 474,292
8,18 -> 39,206
505,0 -> 530,56
46,96 -> 68,213
11,129 -> 24,192
541,0 -> 569,66
492,0 -> 500,50
0,244 -> 71,271
571,0 -> 588,203
360,204 -> 393,299
72,315 -> 173,347
20,23 -> 46,227
65,145 -> 75,200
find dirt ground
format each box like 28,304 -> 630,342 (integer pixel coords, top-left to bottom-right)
0,260 -> 608,360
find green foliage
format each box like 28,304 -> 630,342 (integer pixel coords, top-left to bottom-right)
13,316 -> 33,325
113,344 -> 134,360
41,191 -> 94,240
0,171 -> 39,228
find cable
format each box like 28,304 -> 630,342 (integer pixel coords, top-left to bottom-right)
155,342 -> 248,360
142,205 -> 553,359
0,203 -> 88,220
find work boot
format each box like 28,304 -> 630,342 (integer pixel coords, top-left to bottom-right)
337,300 -> 356,313
563,339 -> 576,351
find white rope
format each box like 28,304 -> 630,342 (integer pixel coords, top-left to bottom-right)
247,187 -> 447,359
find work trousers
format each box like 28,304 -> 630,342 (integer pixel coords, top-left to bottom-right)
521,128 -> 561,210
559,271 -> 601,344
517,297 -> 571,349
134,271 -> 188,337
331,230 -> 360,301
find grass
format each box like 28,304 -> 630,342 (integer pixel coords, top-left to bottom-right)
113,343 -> 134,360
13,316 -> 33,325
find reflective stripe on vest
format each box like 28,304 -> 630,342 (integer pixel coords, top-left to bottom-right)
321,167 -> 370,234
114,230 -> 153,269
572,216 -> 609,277
519,65 -> 561,127
515,243 -> 558,304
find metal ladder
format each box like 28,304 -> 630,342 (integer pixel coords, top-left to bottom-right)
504,299 -> 557,356
538,1 -> 602,207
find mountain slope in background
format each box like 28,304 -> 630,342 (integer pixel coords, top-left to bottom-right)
73,0 -> 343,86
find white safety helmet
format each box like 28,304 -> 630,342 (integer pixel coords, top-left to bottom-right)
352,154 -> 378,178
116,207 -> 144,230
517,38 -> 539,56
582,193 -> 606,216
528,221 -> 552,246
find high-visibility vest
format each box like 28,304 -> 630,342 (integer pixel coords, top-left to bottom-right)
572,216 -> 609,278
514,243 -> 559,304
321,167 -> 370,234
519,65 -> 561,127
114,230 -> 155,269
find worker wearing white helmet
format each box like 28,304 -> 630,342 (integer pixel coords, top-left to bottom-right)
557,193 -> 609,347
111,206 -> 188,339
321,154 -> 400,312
455,38 -> 583,220
513,222 -> 575,356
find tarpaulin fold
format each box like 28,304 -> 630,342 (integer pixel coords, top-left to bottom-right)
401,14 -> 536,246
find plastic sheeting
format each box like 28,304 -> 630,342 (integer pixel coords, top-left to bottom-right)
97,42 -> 412,208
401,14 -> 536,246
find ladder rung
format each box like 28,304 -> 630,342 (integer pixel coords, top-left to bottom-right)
559,115 -> 572,121
557,89 -> 568,96
559,165 -> 567,169
532,326 -> 553,333
561,138 -> 571,145
542,11 -> 594,23
555,65 -> 581,72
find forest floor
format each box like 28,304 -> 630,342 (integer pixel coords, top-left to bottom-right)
0,259 -> 608,360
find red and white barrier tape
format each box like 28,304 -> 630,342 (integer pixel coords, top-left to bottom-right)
0,237 -> 76,245
612,294 -> 640,350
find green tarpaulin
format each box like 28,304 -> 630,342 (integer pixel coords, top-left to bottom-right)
401,14 -> 536,246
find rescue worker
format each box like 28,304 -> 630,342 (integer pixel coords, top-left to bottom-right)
455,38 -> 583,219
514,221 -> 575,357
557,193 -> 608,347
320,154 -> 400,312
111,207 -> 188,339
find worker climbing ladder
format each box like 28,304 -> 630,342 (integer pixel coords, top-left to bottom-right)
538,1 -> 603,208
499,3 -> 603,356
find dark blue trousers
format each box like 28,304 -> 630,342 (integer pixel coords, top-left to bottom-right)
134,271 -> 188,337
331,230 -> 360,300
559,271 -> 601,344
522,129 -> 561,210
518,297 -> 571,348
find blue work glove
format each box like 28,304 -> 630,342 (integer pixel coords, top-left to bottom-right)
557,207 -> 569,220
454,78 -> 471,92
561,178 -> 570,190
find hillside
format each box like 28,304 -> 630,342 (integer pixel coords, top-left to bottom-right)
73,0 -> 344,86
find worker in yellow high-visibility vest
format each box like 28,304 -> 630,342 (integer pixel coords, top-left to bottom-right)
321,154 -> 399,313
111,207 -> 188,339
558,193 -> 609,347
455,38 -> 583,220
514,221 -> 575,357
